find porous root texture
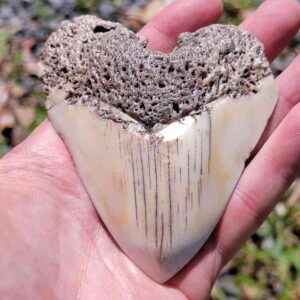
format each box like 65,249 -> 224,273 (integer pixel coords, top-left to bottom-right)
40,15 -> 270,128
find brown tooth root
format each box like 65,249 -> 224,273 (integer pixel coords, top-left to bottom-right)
40,15 -> 270,129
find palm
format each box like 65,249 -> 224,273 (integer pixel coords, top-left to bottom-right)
0,0 -> 299,299
0,121 -> 187,299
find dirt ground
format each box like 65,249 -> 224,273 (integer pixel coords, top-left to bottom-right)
0,0 -> 299,299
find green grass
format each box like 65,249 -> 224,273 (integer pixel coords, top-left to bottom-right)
75,0 -> 102,12
0,142 -> 8,157
33,0 -> 52,20
29,86 -> 47,99
7,51 -> 24,81
222,0 -> 260,24
0,30 -> 13,63
212,195 -> 300,299
27,106 -> 48,132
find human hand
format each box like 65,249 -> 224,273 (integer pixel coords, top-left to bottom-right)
0,0 -> 299,299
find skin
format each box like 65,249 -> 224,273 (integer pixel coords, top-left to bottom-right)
0,0 -> 299,299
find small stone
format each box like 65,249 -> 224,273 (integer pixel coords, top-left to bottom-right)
14,105 -> 35,128
261,237 -> 275,250
0,109 -> 16,131
0,82 -> 9,108
275,202 -> 287,217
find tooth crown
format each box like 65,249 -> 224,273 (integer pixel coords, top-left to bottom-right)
48,76 -> 278,282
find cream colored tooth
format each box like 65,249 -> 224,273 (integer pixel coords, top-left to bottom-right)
47,75 -> 278,283
40,16 -> 279,282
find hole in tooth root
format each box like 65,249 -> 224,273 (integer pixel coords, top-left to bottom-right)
104,74 -> 110,81
185,62 -> 190,71
93,25 -> 113,33
172,102 -> 180,113
168,65 -> 175,73
158,81 -> 165,88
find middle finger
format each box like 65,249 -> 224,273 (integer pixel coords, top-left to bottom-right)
240,0 -> 300,62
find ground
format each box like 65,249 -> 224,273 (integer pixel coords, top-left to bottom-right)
0,0 -> 299,299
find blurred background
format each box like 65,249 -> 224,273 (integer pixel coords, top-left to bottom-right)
0,0 -> 299,299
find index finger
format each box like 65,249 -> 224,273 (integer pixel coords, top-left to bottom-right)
139,0 -> 223,52
240,0 -> 300,62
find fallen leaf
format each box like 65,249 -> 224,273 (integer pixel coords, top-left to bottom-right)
287,180 -> 300,207
0,82 -> 9,108
240,8 -> 255,21
14,105 -> 35,128
0,29 -> 13,63
20,38 -> 39,76
12,125 -> 27,145
6,81 -> 26,98
0,108 -> 16,131
1,61 -> 14,77
126,0 -> 174,25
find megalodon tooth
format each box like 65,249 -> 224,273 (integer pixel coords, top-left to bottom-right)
39,15 -> 279,283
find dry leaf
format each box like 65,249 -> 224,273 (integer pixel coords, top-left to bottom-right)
6,81 -> 26,98
287,180 -> 300,207
20,38 -> 39,76
0,108 -> 15,131
126,0 -> 174,25
0,83 -> 9,108
11,125 -> 28,145
14,105 -> 35,128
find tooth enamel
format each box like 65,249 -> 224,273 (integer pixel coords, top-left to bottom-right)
40,16 -> 279,282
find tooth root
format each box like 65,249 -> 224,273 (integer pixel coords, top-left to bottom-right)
48,75 -> 278,282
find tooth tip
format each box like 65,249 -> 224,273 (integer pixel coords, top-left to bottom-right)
124,242 -> 200,283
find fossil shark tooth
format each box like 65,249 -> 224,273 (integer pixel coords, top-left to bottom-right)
40,16 -> 279,283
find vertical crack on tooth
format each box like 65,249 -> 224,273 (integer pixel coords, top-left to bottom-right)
208,110 -> 212,174
154,148 -> 158,248
167,143 -> 173,249
159,212 -> 165,263
129,146 -> 138,227
138,143 -> 148,238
